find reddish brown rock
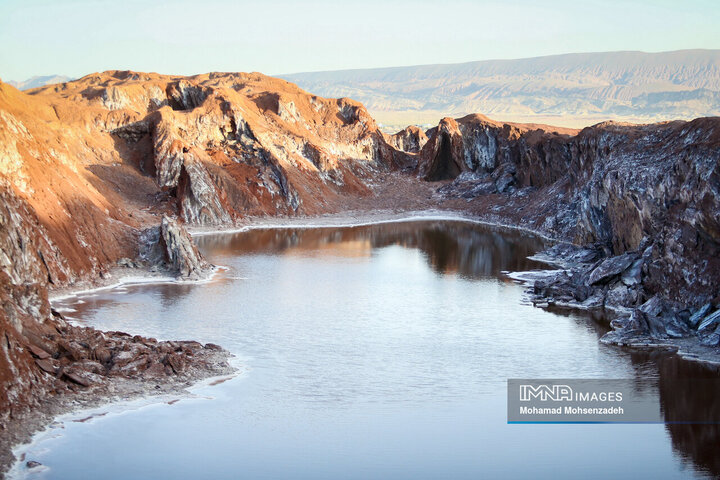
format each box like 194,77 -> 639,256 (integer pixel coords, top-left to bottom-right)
62,371 -> 91,388
27,345 -> 50,360
34,359 -> 55,375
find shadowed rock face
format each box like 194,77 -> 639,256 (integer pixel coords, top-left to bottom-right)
418,114 -> 575,186
158,215 -> 214,279
420,114 -> 720,310
418,118 -> 465,181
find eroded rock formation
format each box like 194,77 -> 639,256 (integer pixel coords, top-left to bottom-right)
29,70 -> 402,224
385,125 -> 428,155
139,215 -> 215,279
420,114 -> 720,348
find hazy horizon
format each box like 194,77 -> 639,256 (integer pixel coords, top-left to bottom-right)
4,47 -> 718,84
2,0 -> 719,82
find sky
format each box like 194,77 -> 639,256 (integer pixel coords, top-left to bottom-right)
1,0 -> 720,82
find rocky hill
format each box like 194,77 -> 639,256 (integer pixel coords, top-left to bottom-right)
283,50 -> 720,129
415,114 -> 720,317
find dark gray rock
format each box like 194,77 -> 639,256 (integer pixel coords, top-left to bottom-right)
605,283 -> 638,309
625,310 -> 649,333
495,172 -> 515,193
644,311 -> 670,338
630,296 -> 690,339
663,312 -> 691,339
620,258 -> 643,286
587,253 -> 637,285
700,324 -> 720,346
639,296 -> 665,317
139,216 -> 214,280
698,309 -> 720,333
688,303 -> 713,329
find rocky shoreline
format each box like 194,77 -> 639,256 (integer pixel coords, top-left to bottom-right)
2,208 -> 718,478
512,242 -> 720,366
2,333 -> 234,478
0,214 -> 236,478
189,209 -> 720,367
196,209 -> 720,367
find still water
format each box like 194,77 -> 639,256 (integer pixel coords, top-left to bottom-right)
22,221 -> 720,479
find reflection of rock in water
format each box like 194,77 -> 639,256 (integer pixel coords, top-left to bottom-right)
196,221 -> 548,278
657,357 -> 720,478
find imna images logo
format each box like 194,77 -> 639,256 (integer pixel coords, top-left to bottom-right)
519,384 -> 573,402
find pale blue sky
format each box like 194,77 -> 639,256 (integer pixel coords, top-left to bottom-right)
1,0 -> 719,82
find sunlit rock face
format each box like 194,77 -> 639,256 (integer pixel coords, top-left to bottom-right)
385,125 -> 428,155
27,70 -> 403,225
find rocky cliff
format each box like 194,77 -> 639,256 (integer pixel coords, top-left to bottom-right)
417,113 -> 720,349
28,71 -> 401,224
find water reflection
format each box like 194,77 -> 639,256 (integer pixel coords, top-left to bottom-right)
658,358 -> 720,476
199,221 -> 720,478
195,221 -> 549,279
44,220 -> 720,479
550,306 -> 720,477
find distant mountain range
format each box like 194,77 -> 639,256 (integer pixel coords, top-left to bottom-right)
6,75 -> 73,91
10,50 -> 720,131
282,49 -> 720,130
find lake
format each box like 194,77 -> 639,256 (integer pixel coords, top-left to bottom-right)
16,220 -> 720,479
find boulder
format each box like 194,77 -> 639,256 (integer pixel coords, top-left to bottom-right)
620,258 -> 643,286
632,296 -> 690,339
587,253 -> 637,285
638,296 -> 663,317
698,309 -> 720,333
28,344 -> 50,360
663,312 -> 691,339
92,347 -> 112,365
62,370 -> 91,387
165,353 -> 187,374
605,283 -> 638,309
35,359 -> 56,374
143,362 -> 167,378
700,324 -> 720,346
688,303 -> 713,329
